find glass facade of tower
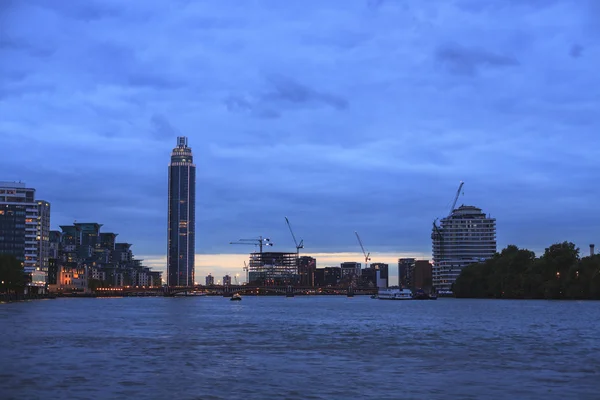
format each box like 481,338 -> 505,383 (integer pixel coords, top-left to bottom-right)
168,137 -> 196,286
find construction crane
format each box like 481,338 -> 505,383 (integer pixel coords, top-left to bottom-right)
230,237 -> 272,284
449,181 -> 465,216
355,231 -> 371,269
229,236 -> 273,253
285,217 -> 304,257
433,181 -> 464,259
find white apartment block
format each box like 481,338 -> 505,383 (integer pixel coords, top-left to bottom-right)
432,205 -> 496,294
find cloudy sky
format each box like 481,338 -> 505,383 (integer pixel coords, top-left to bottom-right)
1,0 -> 598,281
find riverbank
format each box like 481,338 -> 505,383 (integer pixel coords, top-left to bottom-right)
0,293 -> 56,303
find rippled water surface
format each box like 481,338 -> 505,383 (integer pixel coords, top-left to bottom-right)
1,296 -> 600,399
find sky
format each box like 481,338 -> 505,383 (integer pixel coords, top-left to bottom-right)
1,0 -> 599,283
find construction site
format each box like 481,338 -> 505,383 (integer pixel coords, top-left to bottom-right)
229,220 -> 305,286
224,181 -> 496,293
229,218 -> 388,288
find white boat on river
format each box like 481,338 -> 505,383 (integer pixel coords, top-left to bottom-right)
377,287 -> 413,300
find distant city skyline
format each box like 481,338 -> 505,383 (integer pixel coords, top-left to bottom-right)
2,1 -> 599,279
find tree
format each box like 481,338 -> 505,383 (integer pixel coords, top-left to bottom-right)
0,254 -> 26,293
537,242 -> 579,299
453,243 -> 587,300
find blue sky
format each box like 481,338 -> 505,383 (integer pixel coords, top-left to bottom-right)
1,0 -> 599,279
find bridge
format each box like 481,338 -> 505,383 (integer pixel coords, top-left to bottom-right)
166,284 -> 376,297
96,285 -> 377,297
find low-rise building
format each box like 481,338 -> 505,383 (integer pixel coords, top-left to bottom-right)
48,265 -> 89,293
314,267 -> 341,287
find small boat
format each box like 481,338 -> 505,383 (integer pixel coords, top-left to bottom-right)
230,293 -> 242,301
413,289 -> 437,300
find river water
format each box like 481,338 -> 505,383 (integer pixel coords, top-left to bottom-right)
1,296 -> 599,399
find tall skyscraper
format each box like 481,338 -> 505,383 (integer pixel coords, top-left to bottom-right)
167,137 -> 196,287
432,205 -> 496,294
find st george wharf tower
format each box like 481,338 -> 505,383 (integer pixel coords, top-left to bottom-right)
167,136 -> 196,286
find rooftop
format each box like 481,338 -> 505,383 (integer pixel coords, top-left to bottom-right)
0,181 -> 27,188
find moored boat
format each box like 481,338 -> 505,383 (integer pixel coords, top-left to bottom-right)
413,289 -> 437,300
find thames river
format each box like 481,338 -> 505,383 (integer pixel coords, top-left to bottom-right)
1,296 -> 599,399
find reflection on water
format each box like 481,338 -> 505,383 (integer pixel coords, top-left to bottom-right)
1,297 -> 599,399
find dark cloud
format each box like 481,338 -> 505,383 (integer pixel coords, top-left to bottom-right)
223,95 -> 281,119
224,75 -> 348,118
263,75 -> 349,110
367,0 -> 387,9
255,109 -> 281,119
127,72 -> 184,90
570,44 -> 584,58
151,114 -> 179,140
29,0 -> 120,21
459,0 -> 564,13
436,43 -> 519,75
224,95 -> 253,113
0,36 -> 55,57
0,69 -> 28,83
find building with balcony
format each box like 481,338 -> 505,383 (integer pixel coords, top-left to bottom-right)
49,222 -> 162,292
432,205 -> 496,294
0,182 -> 50,290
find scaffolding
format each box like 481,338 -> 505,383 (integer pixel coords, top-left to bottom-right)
248,252 -> 298,285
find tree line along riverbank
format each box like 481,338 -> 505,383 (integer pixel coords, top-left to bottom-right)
453,242 -> 600,300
